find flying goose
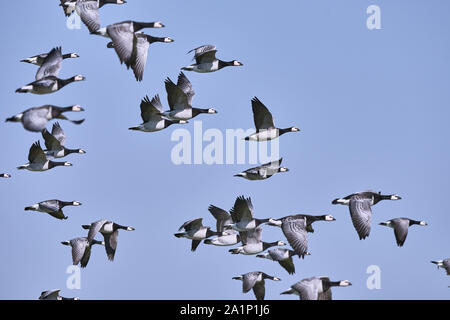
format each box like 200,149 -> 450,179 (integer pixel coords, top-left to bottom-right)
94,21 -> 172,81
182,45 -> 243,73
64,0 -> 127,33
229,226 -> 285,255
269,214 -> 336,233
234,158 -> 289,180
129,95 -> 187,132
226,195 -> 272,232
21,48 -> 78,66
257,248 -> 302,275
232,272 -> 280,300
25,200 -> 81,220
244,97 -> 299,141
267,215 -> 310,258
332,191 -> 402,240
16,75 -> 85,94
174,218 -> 223,252
163,72 -> 217,120
281,276 -> 352,300
61,237 -> 104,268
39,289 -> 79,300
82,219 -> 135,261
431,259 -> 450,275
203,205 -> 240,246
379,218 -> 427,247
17,141 -> 72,172
42,122 -> 86,158
0,173 -> 11,178
6,105 -> 85,132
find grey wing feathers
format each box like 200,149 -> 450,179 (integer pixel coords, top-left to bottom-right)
230,196 -> 254,223
189,45 -> 218,64
245,227 -> 262,244
140,95 -> 163,122
349,197 -> 373,240
103,230 -> 118,261
131,33 -> 150,81
77,0 -> 100,33
42,129 -> 62,151
177,72 -> 195,106
28,141 -> 47,163
281,217 -> 308,257
39,200 -> 61,212
292,278 -> 318,300
87,220 -> 108,243
70,238 -> 88,266
253,281 -> 265,300
242,272 -> 259,293
36,47 -> 63,80
252,97 -> 275,130
392,219 -> 410,247
208,205 -> 232,232
51,122 -> 66,146
107,23 -> 135,67
179,218 -> 203,231
165,77 -> 189,111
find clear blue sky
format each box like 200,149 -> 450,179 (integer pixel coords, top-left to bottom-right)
0,0 -> 449,299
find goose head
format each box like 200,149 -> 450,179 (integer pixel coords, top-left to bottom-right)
338,280 -> 352,287
153,21 -> 165,28
207,108 -> 217,114
419,221 -> 428,226
268,218 -> 282,227
72,201 -> 82,206
73,75 -> 85,82
233,60 -> 243,66
389,194 -> 402,200
164,37 -> 174,43
70,53 -> 79,58
290,127 -> 300,132
279,167 -> 289,172
71,105 -> 84,112
324,214 -> 336,221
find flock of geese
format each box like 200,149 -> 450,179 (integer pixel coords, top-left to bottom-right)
0,1 -> 447,300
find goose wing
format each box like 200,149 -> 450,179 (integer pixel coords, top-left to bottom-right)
51,122 -> 67,146
107,22 -> 135,67
281,216 -> 308,257
251,97 -> 275,130
189,45 -> 218,64
349,196 -> 373,240
35,47 -> 63,80
79,243 -> 92,268
242,272 -> 260,293
28,141 -> 47,163
318,277 -> 333,300
42,129 -> 62,151
177,72 -> 195,106
391,218 -> 410,246
140,95 -> 163,122
245,226 -> 263,245
208,205 -> 232,232
292,278 -> 319,300
443,259 -> 450,275
76,0 -> 100,33
131,33 -> 150,81
103,230 -> 119,261
269,249 -> 295,274
39,289 -> 60,300
165,77 -> 189,111
230,196 -> 254,223
256,158 -> 283,176
70,238 -> 88,266
179,218 -> 203,231
253,281 -> 266,300
39,200 -> 61,212
87,219 -> 108,243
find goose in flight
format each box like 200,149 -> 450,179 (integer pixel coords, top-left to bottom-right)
17,141 -> 72,172
267,215 -> 309,258
39,289 -> 79,300
244,97 -> 299,141
6,105 -> 85,132
129,95 -> 187,132
25,200 -> 81,220
16,75 -> 85,94
94,20 -> 172,81
431,259 -> 450,275
61,237 -> 104,268
203,205 -> 240,247
234,158 -> 289,180
332,191 -> 401,240
175,218 -> 223,252
226,195 -> 272,232
163,72 -> 217,120
232,272 -> 280,300
42,122 -> 86,158
229,226 -> 285,255
379,218 -> 427,247
0,174 -> 11,178
269,214 -> 336,233
82,219 -> 135,261
63,0 -> 127,33
257,248 -> 303,275
281,276 -> 352,300
21,47 -> 78,67
182,45 -> 243,73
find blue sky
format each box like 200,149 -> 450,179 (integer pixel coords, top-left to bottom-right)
0,0 -> 449,299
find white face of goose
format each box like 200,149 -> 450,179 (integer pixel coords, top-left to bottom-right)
390,194 -> 401,200
72,105 -> 83,112
154,21 -> 164,28
279,167 -> 289,172
268,218 -> 282,227
277,241 -> 286,246
208,108 -> 217,114
72,201 -> 82,206
64,162 -> 73,167
78,149 -> 86,154
339,280 -> 352,287
291,127 -> 300,132
273,277 -> 281,281
74,75 -> 85,81
116,0 -> 126,4
164,37 -> 174,43
420,221 -> 428,226
70,53 -> 79,58
325,215 -> 336,221
233,60 -> 243,66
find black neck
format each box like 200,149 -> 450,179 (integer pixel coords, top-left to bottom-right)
146,35 -> 166,43
192,108 -> 208,116
279,127 -> 293,135
255,218 -> 270,225
49,161 -> 66,169
218,60 -> 234,69
409,219 -> 421,226
65,148 -> 81,155
134,21 -> 159,31
62,53 -> 72,59
263,242 -> 278,250
58,77 -> 76,88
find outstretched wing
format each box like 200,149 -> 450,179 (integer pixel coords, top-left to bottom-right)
252,97 -> 275,130
189,45 -> 217,64
36,47 -> 63,80
86,219 -> 108,243
42,129 -> 62,151
140,95 -> 163,122
76,0 -> 100,33
28,141 -> 47,163
281,216 -> 308,257
107,22 -> 135,67
349,196 -> 373,240
103,230 -> 119,261
131,33 -> 150,81
51,122 -> 66,146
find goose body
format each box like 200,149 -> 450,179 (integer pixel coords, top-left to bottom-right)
174,218 -> 222,251
234,158 -> 288,180
82,219 -> 135,261
129,95 -> 186,132
332,191 -> 402,240
39,289 -> 79,300
431,259 -> 450,275
257,248 -> 299,275
182,45 -> 243,73
268,215 -> 309,258
232,272 -> 280,300
21,49 -> 78,67
16,75 -> 85,94
281,277 -> 352,300
25,200 -> 81,220
61,237 -> 104,268
6,105 -> 84,132
203,205 -> 240,246
17,141 -> 72,172
269,214 -> 336,233
379,218 -> 427,247
42,122 -> 86,158
226,195 -> 271,232
244,97 -> 299,141
163,72 -> 217,120
229,226 -> 285,255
